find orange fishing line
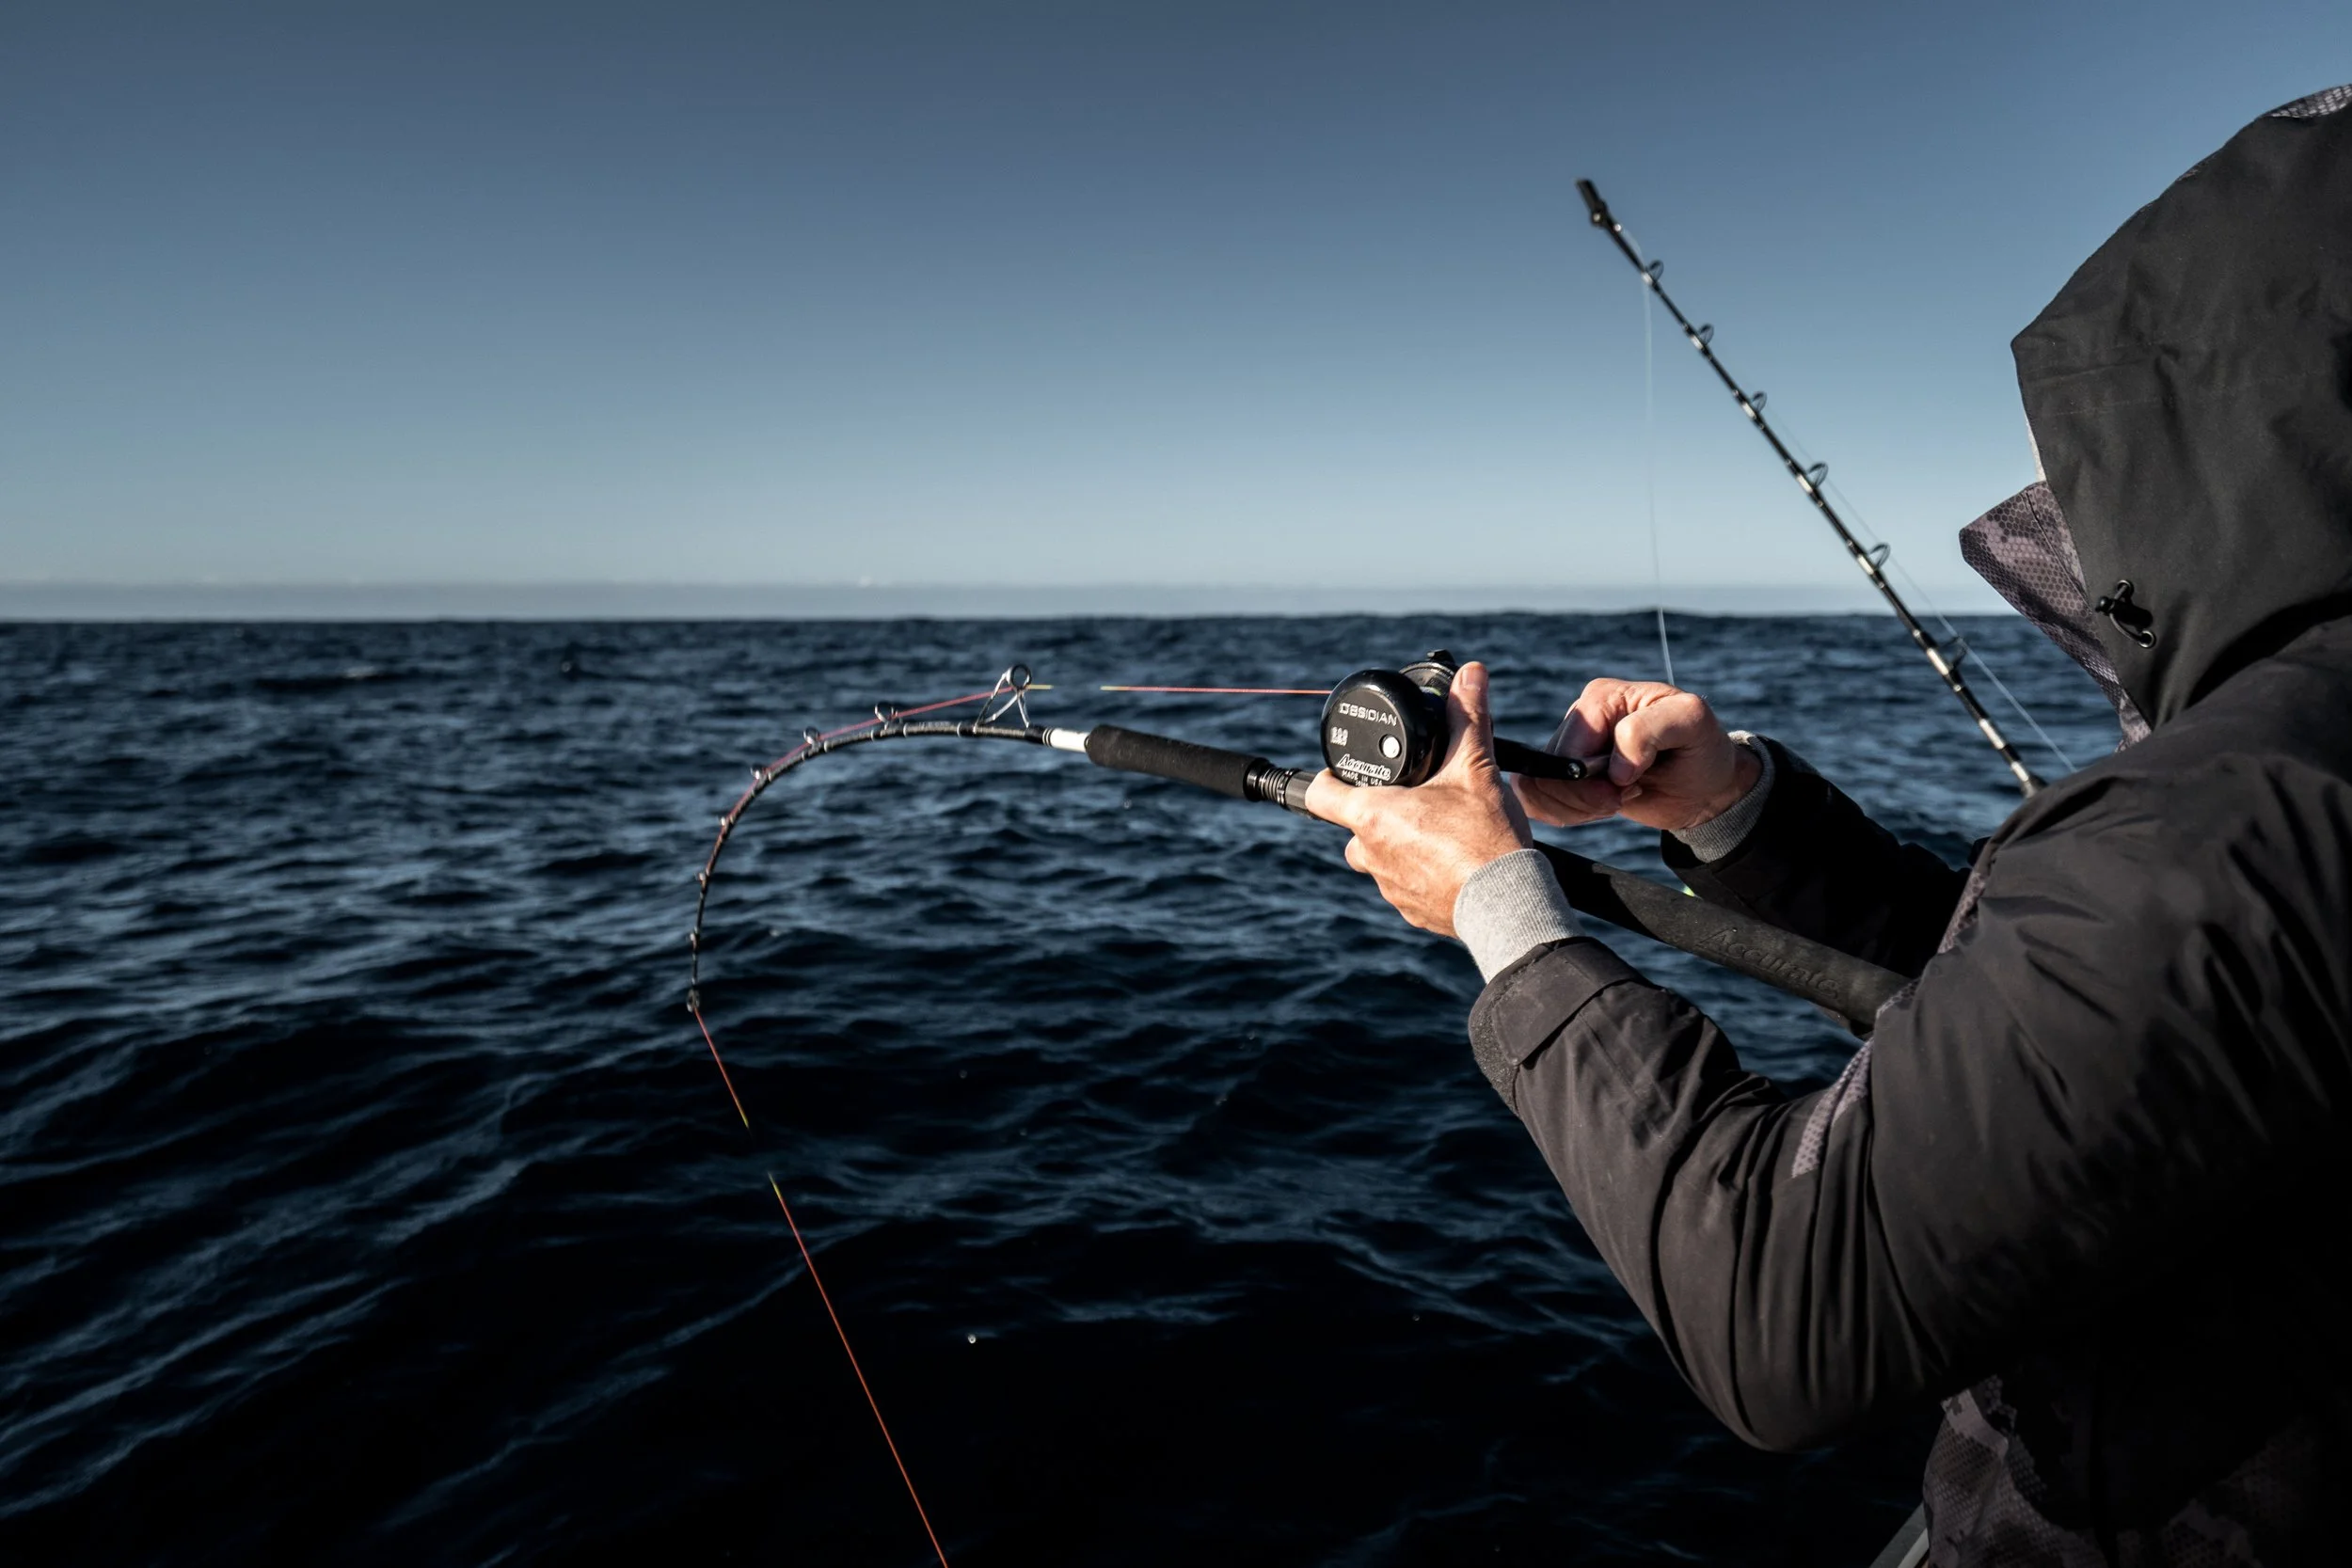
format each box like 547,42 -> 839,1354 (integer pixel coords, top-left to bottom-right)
688,687 -> 1015,1567
689,1003 -> 952,1567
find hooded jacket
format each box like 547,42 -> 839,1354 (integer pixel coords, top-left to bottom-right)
1471,89 -> 2352,1564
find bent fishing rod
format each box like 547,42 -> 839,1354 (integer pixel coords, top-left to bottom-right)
685,657 -> 1909,1566
1576,179 -> 2043,798
689,656 -> 1904,1037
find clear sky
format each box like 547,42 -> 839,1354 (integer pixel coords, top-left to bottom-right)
4,2 -> 2346,610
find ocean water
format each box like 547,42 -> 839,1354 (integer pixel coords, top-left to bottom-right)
0,614 -> 2119,1566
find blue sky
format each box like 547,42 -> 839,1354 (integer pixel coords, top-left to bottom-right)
3,2 -> 2346,610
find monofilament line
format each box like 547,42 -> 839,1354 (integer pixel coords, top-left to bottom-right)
1642,253 -> 1675,686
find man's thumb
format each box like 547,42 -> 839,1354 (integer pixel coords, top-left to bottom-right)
1441,661 -> 1496,772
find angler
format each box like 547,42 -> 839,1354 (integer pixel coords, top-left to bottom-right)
1320,88 -> 2352,1566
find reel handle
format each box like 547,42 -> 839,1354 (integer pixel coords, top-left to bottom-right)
1493,736 -> 1597,783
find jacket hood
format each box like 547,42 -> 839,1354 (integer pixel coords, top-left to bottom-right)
2009,84 -> 2352,727
1960,482 -> 2153,745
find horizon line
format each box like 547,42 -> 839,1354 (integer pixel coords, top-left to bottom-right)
0,579 -> 2014,622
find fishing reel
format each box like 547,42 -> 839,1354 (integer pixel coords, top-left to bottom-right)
1321,652 -> 1596,787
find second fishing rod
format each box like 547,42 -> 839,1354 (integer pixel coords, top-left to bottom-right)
1575,178 -> 2043,798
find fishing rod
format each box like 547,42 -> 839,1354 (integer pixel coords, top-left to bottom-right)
691,657 -> 1903,1033
1575,179 -> 2044,797
688,654 -> 1611,1010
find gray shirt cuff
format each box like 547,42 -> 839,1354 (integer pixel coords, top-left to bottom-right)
1454,847 -> 1583,981
1668,731 -> 1774,863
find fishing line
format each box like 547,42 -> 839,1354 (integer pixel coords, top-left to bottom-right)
688,1004 -> 952,1563
1098,685 -> 1330,695
1768,415 -> 2078,777
1639,237 -> 1676,686
1818,471 -> 2079,775
686,678 -> 1043,1568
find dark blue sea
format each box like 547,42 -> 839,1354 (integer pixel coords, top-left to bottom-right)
0,613 -> 2120,1566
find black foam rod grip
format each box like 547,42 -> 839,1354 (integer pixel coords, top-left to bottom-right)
1534,842 -> 1906,1034
1084,725 -> 1267,800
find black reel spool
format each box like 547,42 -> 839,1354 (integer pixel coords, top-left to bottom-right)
1320,651 -> 1593,788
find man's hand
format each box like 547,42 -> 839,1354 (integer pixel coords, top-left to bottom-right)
1304,661 -> 1531,937
1517,678 -> 1760,834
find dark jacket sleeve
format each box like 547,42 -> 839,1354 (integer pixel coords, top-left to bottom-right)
1661,738 -> 1970,978
1472,768 -> 2350,1452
